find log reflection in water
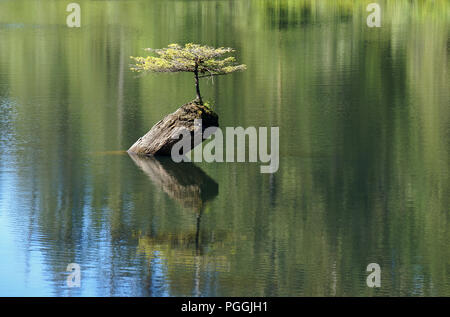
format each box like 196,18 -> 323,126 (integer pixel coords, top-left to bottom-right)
129,153 -> 230,279
128,153 -> 218,210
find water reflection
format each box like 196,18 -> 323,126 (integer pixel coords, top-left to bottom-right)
128,153 -> 218,211
128,154 -> 231,296
0,0 -> 448,296
128,153 -> 219,253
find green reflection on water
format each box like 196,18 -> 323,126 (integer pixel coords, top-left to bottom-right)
0,0 -> 448,296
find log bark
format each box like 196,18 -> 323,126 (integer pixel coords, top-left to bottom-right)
127,100 -> 218,156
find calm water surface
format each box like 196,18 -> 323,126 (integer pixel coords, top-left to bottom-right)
0,0 -> 449,296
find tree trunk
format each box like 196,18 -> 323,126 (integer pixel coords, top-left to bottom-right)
194,64 -> 203,105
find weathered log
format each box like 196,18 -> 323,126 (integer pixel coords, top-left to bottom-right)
127,100 -> 219,156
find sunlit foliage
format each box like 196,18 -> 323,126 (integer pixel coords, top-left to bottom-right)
130,43 -> 246,103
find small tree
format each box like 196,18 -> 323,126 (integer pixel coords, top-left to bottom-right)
130,43 -> 246,105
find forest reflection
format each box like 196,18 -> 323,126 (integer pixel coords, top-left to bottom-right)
0,0 -> 448,296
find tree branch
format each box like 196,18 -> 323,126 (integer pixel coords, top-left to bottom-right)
198,73 -> 229,78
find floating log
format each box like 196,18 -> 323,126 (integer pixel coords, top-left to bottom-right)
127,100 -> 219,156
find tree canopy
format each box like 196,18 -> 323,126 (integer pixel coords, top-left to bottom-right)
130,43 -> 246,104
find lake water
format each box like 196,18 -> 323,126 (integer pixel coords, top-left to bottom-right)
0,0 -> 449,296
